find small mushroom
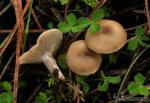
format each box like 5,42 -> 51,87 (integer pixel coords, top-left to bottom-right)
19,29 -> 65,79
85,19 -> 127,54
66,40 -> 102,75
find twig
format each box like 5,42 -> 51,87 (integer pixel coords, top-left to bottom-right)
64,0 -> 71,19
125,23 -> 146,31
26,83 -> 43,103
0,26 -> 17,56
49,7 -> 63,22
0,52 -> 15,80
77,96 -> 80,103
87,88 -> 97,96
23,0 -> 33,52
0,29 -> 45,34
12,0 -> 24,103
32,9 -> 43,29
95,0 -> 107,10
144,0 -> 150,34
0,0 -> 4,10
0,3 -> 11,16
23,0 -> 31,15
0,0 -> 31,64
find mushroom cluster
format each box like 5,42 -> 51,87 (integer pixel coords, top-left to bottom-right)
19,29 -> 65,80
66,19 -> 127,76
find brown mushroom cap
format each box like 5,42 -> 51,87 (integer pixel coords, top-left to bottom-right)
19,29 -> 63,64
66,40 -> 102,76
85,20 -> 127,54
37,29 -> 63,55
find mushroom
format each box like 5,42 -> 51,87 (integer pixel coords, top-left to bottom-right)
66,40 -> 102,75
19,29 -> 65,80
85,19 -> 127,54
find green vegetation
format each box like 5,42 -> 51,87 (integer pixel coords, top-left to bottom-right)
98,71 -> 121,92
127,73 -> 149,96
0,81 -> 13,103
0,0 -> 149,103
58,9 -> 105,34
128,26 -> 150,50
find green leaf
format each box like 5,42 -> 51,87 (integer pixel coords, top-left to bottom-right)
66,13 -> 77,26
139,86 -> 149,96
47,77 -> 55,88
100,71 -> 106,79
76,76 -> 89,93
71,26 -> 82,33
107,76 -> 121,84
134,73 -> 145,84
91,9 -> 104,22
135,26 -> 144,37
0,92 -> 7,103
88,23 -> 101,34
2,81 -> 12,92
77,17 -> 91,29
0,94 -> 4,103
0,92 -> 13,103
98,81 -> 108,92
39,92 -> 48,100
102,7 -> 110,17
109,54 -> 118,64
6,92 -> 13,103
34,92 -> 49,103
127,39 -> 139,50
60,0 -> 69,5
58,22 -> 70,33
57,53 -> 68,69
82,82 -> 90,93
127,83 -> 140,95
47,22 -> 53,29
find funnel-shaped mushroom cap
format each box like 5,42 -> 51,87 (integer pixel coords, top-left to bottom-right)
66,40 -> 102,76
19,29 -> 63,64
37,29 -> 63,55
19,29 -> 64,79
85,20 -> 127,54
19,44 -> 42,64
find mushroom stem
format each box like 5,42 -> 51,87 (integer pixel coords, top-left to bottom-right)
19,29 -> 65,80
42,54 -> 65,80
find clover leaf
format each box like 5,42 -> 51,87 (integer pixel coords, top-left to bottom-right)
58,13 -> 91,33
107,76 -> 121,84
88,22 -> 101,34
77,17 -> 91,29
66,13 -> 77,26
98,80 -> 108,92
98,71 -> 121,92
134,73 -> 145,84
128,26 -> 150,51
128,39 -> 139,51
127,73 -> 149,96
76,76 -> 90,93
57,53 -> 68,70
91,9 -> 104,22
135,26 -> 144,37
58,22 -> 70,33
2,81 -> 12,92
